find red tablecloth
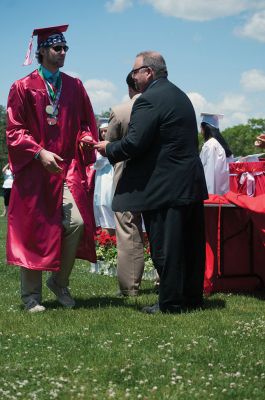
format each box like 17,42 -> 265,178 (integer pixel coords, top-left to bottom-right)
204,192 -> 265,294
229,161 -> 265,196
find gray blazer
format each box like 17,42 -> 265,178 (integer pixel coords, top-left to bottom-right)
106,94 -> 140,189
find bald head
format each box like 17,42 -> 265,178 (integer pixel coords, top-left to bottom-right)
136,51 -> 168,79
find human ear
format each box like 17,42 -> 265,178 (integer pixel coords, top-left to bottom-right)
39,47 -> 46,56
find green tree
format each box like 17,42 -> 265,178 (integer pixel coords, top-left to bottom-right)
222,118 -> 265,157
248,118 -> 265,132
0,105 -> 8,184
95,110 -> 111,129
100,109 -> 111,118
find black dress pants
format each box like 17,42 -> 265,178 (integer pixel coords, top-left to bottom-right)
142,202 -> 205,312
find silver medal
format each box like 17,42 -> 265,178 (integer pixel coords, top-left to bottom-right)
45,105 -> 54,115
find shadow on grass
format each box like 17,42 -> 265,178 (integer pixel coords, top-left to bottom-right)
43,295 -> 226,313
132,298 -> 227,313
233,289 -> 265,301
202,297 -> 226,311
139,287 -> 158,295
43,295 -> 137,311
207,288 -> 265,301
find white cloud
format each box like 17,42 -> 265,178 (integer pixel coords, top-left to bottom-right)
63,71 -> 81,79
214,93 -> 250,128
217,93 -> 249,113
140,0 -> 265,44
84,79 -> 117,113
187,91 -> 251,129
188,91 -> 220,127
240,69 -> 265,92
105,0 -> 133,13
121,93 -> 130,102
142,0 -> 265,22
187,92 -> 209,113
105,0 -> 265,45
226,111 -> 249,126
84,79 -> 116,91
236,11 -> 265,42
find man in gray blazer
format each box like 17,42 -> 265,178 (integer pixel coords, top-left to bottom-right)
106,72 -> 144,296
94,51 -> 208,314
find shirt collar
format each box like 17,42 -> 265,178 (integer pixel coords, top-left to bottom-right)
40,65 -> 60,83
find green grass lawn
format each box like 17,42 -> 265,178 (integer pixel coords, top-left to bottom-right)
0,215 -> 264,399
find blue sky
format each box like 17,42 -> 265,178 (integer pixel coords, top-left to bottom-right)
1,0 -> 265,129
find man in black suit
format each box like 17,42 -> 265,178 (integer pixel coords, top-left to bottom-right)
94,51 -> 208,313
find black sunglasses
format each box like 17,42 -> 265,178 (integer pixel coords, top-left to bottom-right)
131,65 -> 150,75
52,45 -> 69,53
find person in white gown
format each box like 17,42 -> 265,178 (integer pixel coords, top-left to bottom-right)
200,113 -> 232,195
93,123 -> 115,232
1,163 -> 14,217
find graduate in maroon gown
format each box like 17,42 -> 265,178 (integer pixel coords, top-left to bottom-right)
6,25 -> 98,312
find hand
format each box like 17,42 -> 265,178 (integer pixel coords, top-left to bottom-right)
80,135 -> 97,149
254,134 -> 265,148
94,140 -> 109,157
38,149 -> 63,174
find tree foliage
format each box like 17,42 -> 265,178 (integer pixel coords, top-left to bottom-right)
0,105 -> 8,170
100,109 -> 111,118
95,110 -> 111,129
222,118 -> 265,157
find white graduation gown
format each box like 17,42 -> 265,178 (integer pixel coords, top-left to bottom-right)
93,152 -> 115,229
200,138 -> 229,195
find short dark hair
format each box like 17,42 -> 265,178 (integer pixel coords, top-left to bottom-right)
126,71 -> 138,91
136,51 -> 168,79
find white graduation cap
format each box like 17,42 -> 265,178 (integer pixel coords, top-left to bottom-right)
99,122 -> 108,130
201,113 -> 224,129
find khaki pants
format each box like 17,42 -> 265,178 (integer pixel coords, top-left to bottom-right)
21,183 -> 84,308
115,211 -> 144,295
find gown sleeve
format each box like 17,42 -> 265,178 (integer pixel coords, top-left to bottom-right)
200,142 -> 215,194
6,81 -> 43,174
76,79 -> 98,166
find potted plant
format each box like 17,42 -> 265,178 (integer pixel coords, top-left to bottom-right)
90,228 -> 157,280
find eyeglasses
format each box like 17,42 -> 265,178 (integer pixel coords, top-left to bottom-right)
51,45 -> 69,53
131,65 -> 150,75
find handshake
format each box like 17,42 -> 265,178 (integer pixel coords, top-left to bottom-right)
80,135 -> 109,156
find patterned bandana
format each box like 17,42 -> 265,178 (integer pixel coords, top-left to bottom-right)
39,33 -> 66,49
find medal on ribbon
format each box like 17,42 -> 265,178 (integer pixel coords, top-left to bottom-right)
39,67 -> 62,126
47,116 -> 57,125
45,105 -> 53,114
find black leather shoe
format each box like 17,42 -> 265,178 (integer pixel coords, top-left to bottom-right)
161,305 -> 183,314
141,303 -> 160,314
184,300 -> 203,311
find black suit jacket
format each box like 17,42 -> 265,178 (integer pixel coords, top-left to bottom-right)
106,78 -> 208,212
